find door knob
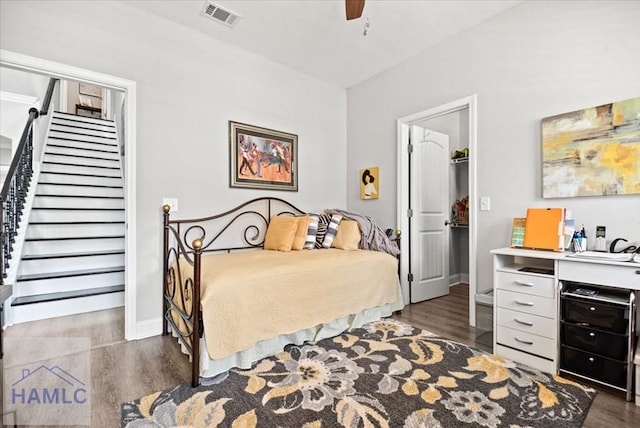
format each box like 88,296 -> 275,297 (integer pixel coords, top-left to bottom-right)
444,220 -> 451,226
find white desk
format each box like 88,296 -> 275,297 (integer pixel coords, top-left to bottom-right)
490,247 -> 639,400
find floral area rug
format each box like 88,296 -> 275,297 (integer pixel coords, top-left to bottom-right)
122,320 -> 595,427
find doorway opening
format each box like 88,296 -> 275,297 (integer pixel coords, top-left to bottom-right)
0,49 -> 138,339
396,95 -> 478,327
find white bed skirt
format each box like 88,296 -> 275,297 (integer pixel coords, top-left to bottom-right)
182,283 -> 405,379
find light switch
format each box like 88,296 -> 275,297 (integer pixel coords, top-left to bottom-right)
163,198 -> 178,212
480,196 -> 490,211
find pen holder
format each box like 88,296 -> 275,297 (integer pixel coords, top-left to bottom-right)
572,237 -> 587,252
578,237 -> 587,252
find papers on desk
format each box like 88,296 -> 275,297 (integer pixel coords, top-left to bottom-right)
567,251 -> 634,262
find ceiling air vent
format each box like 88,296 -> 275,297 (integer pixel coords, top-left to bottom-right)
200,1 -> 241,28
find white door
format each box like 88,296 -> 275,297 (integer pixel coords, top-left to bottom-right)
409,126 -> 450,303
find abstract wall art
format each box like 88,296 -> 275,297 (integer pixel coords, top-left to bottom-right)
542,97 -> 640,198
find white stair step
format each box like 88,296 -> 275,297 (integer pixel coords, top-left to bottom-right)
13,266 -> 124,297
36,183 -> 123,197
46,145 -> 120,160
48,130 -> 118,146
40,162 -> 120,177
52,111 -> 114,126
23,236 -> 124,254
19,252 -> 125,276
16,268 -> 124,296
26,222 -> 125,239
51,117 -> 116,133
29,208 -> 124,222
38,172 -> 123,187
49,124 -> 117,140
11,291 -> 124,324
46,138 -> 119,154
32,195 -> 124,209
49,123 -> 116,137
43,153 -> 121,168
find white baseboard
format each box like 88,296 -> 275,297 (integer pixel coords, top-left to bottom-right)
136,317 -> 162,339
449,273 -> 469,286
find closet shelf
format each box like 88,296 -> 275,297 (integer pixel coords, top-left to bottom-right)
450,157 -> 469,164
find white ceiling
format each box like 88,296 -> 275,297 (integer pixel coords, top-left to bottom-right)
127,0 -> 521,88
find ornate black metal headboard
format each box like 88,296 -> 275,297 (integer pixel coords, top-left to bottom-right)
165,196 -> 305,257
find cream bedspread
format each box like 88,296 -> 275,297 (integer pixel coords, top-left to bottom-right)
174,249 -> 399,360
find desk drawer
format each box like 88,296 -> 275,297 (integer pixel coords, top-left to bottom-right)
496,290 -> 556,319
497,326 -> 555,360
495,271 -> 556,298
562,296 -> 628,334
559,261 -> 640,289
497,307 -> 556,339
561,322 -> 628,360
561,345 -> 627,388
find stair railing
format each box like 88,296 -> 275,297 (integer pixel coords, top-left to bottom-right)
0,78 -> 58,284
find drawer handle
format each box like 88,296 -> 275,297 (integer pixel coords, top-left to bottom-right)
589,307 -> 596,311
514,280 -> 534,287
514,337 -> 534,345
515,300 -> 534,306
588,357 -> 595,362
589,332 -> 596,337
514,318 -> 534,327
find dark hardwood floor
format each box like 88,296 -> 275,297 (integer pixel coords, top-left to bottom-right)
2,285 -> 639,427
2,308 -> 190,427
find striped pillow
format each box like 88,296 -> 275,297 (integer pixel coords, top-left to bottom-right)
314,213 -> 331,249
321,214 -> 343,249
303,214 -> 319,249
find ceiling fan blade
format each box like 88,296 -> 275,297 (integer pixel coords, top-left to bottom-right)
345,0 -> 365,21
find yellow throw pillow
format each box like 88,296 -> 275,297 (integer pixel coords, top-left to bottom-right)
264,216 -> 298,251
291,215 -> 310,251
331,220 -> 361,250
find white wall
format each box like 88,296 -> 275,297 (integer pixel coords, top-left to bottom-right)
1,68 -> 58,162
109,88 -> 126,155
1,67 -> 39,96
1,135 -> 11,184
0,1 -> 347,324
347,1 -> 640,292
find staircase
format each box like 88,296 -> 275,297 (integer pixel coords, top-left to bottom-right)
11,111 -> 125,323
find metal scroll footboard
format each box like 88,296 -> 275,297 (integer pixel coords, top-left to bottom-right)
161,197 -> 305,387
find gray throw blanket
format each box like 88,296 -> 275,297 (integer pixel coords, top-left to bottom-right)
325,209 -> 400,257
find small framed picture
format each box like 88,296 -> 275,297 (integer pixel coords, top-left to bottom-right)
360,167 -> 379,200
511,218 -> 526,247
229,121 -> 298,191
79,83 -> 102,98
